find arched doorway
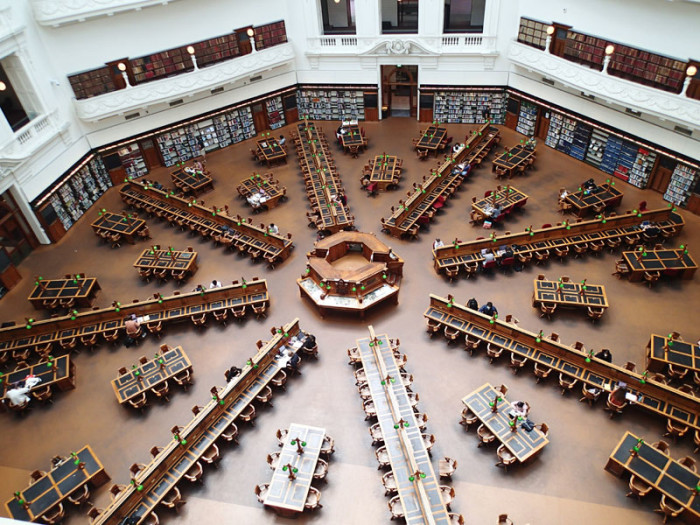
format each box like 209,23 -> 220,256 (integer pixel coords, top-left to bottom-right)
381,65 -> 418,118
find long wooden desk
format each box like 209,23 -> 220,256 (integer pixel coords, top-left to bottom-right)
112,346 -> 192,404
295,122 -> 354,233
340,124 -> 365,149
383,122 -> 492,238
462,383 -> 548,462
121,180 -> 293,264
357,327 -> 451,524
622,248 -> 697,282
492,145 -> 535,177
93,319 -> 305,525
263,423 -> 326,516
170,167 -> 214,196
461,125 -> 500,164
0,280 -> 269,361
433,208 -> 685,275
133,249 -> 198,277
532,279 -> 608,314
605,431 -> 700,524
28,277 -> 100,309
237,173 -> 286,210
91,212 -> 146,244
415,125 -> 447,154
471,186 -> 528,224
257,136 -> 287,167
646,335 -> 700,375
369,154 -> 399,191
5,445 -> 109,522
1,355 -> 75,402
564,183 -> 623,217
424,295 -> 700,431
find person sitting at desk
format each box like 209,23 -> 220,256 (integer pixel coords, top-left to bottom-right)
278,134 -> 286,146
125,314 -> 141,336
336,125 -> 346,140
582,178 -> 596,192
5,376 -> 42,408
268,223 -> 279,235
595,349 -> 612,362
610,382 -> 628,406
481,250 -> 495,265
302,333 -> 316,350
452,162 -> 470,177
525,136 -> 537,151
210,280 -> 222,289
433,238 -> 444,250
479,301 -> 498,316
192,160 -> 204,173
452,143 -> 463,154
286,351 -> 301,374
467,298 -> 478,310
224,366 -> 242,382
508,400 -> 530,419
641,223 -> 660,237
490,205 -> 503,220
193,284 -> 205,293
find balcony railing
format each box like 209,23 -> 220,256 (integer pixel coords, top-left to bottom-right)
508,40 -> 700,130
30,0 -> 186,27
306,35 -> 497,56
0,110 -> 68,176
72,42 -> 295,122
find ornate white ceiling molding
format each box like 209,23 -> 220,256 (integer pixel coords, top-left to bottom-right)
72,43 -> 295,122
306,35 -> 498,58
508,40 -> 700,131
0,5 -> 25,43
30,0 -> 184,27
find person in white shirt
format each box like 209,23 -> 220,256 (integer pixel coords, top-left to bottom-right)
483,251 -> 495,264
268,223 -> 279,235
6,376 -> 42,407
210,280 -> 222,289
509,400 -> 530,420
452,143 -> 462,153
278,135 -> 286,146
433,238 -> 444,250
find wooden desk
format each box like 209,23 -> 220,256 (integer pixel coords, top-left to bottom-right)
1,355 -> 75,402
257,137 -> 287,167
433,208 -> 685,276
93,319 -> 305,525
91,212 -> 146,244
133,249 -> 198,277
471,186 -> 528,223
532,279 -> 608,314
295,122 -> 354,233
237,174 -> 286,210
415,125 -> 447,154
605,431 -> 700,524
462,383 -> 548,462
357,327 -> 451,524
0,280 -> 270,360
263,423 -> 326,516
170,167 -> 214,196
340,124 -> 365,149
5,445 -> 109,522
112,346 -> 192,404
622,248 -> 697,282
646,335 -> 700,374
121,181 -> 294,264
564,183 -> 623,217
369,154 -> 399,191
492,145 -> 535,177
423,294 -> 700,431
461,126 -> 500,164
28,277 -> 100,309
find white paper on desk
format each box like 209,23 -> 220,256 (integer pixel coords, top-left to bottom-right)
625,393 -> 638,403
137,315 -> 150,323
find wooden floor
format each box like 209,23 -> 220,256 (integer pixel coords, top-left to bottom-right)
1,118 -> 699,525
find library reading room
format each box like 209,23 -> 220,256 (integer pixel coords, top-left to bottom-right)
0,1 -> 699,524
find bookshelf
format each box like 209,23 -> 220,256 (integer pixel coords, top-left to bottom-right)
118,143 -> 148,178
563,31 -> 606,69
664,164 -> 697,206
155,106 -> 256,167
254,21 -> 288,51
517,18 -> 549,50
515,100 -> 537,136
265,96 -> 286,130
609,44 -> 686,94
432,90 -> 506,125
297,89 -> 366,120
68,67 -> 116,100
130,47 -> 191,84
39,157 -> 112,232
627,149 -> 657,189
584,128 -> 609,168
193,34 -> 240,68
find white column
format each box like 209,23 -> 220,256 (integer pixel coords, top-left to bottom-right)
9,184 -> 50,244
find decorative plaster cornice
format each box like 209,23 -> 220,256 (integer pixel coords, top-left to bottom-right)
72,43 -> 295,122
508,40 -> 700,130
31,0 -> 183,27
306,35 -> 498,58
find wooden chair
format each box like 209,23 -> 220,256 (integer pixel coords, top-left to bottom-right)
444,325 -> 461,344
256,384 -> 274,407
509,352 -> 528,374
173,369 -> 192,391
201,443 -> 221,467
128,392 -> 148,411
663,417 -> 689,441
579,383 -> 602,406
271,369 -> 287,390
667,363 -> 688,381
539,302 -> 557,319
477,424 -> 496,447
32,384 -> 53,404
439,457 -> 457,479
460,407 -> 478,430
679,456 -> 697,472
252,302 -> 268,319
558,373 -> 578,395
221,422 -> 239,445
486,342 -> 503,363
587,306 -> 605,322
231,305 -> 246,320
266,452 -> 281,470
369,422 -> 384,446
67,483 -> 91,507
213,309 -> 228,326
625,473 -> 653,500
495,444 -> 517,471
303,486 -> 323,511
464,335 -> 480,356
426,318 -> 441,337
313,458 -> 329,481
604,392 -> 628,418
643,270 -> 660,287
30,469 -> 46,482
183,461 -> 204,483
238,404 -> 256,425
612,259 -> 631,279
440,485 -> 455,511
534,250 -> 550,265
191,313 -> 207,328
41,502 -> 65,524
320,434 -> 335,456
655,494 -> 685,523
254,483 -> 269,504
388,494 -> 404,520
422,433 -> 436,456
151,381 -> 170,402
381,471 -> 397,496
109,484 -> 127,501
533,362 -> 552,383
161,486 -> 186,512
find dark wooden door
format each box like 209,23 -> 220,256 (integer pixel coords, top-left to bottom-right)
537,112 -> 550,140
252,103 -> 268,132
140,139 -> 161,169
648,165 -> 673,193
